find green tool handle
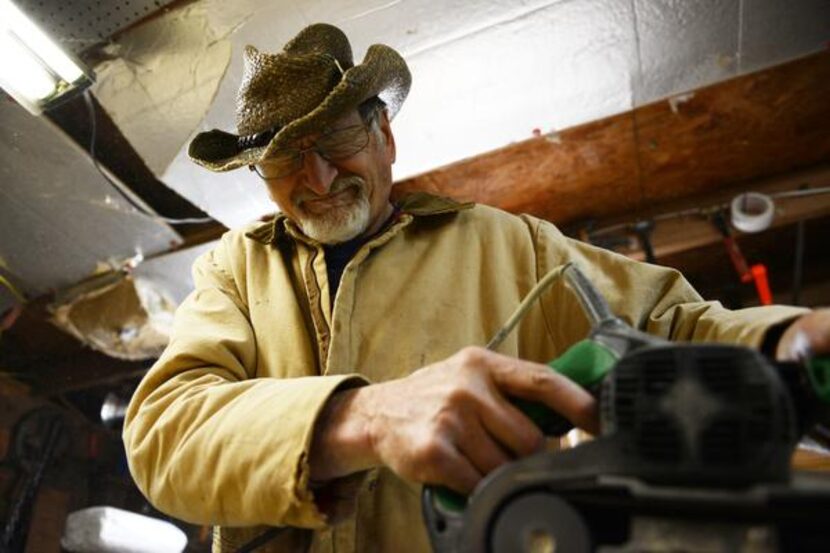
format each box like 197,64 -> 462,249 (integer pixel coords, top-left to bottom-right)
806,357 -> 830,404
430,339 -> 618,514
517,339 -> 617,435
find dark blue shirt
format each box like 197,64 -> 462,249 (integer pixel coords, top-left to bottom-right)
323,234 -> 369,304
322,210 -> 398,306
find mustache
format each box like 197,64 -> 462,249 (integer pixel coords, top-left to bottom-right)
293,175 -> 366,206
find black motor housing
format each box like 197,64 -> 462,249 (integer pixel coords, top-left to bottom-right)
601,344 -> 798,487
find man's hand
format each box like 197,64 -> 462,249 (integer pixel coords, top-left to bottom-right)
310,346 -> 599,495
775,309 -> 830,361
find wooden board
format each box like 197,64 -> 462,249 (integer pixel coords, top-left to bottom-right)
395,113 -> 642,224
394,50 -> 830,227
637,52 -> 830,205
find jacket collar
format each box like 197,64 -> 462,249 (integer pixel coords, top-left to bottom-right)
245,192 -> 474,246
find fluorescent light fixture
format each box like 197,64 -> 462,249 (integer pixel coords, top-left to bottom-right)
0,0 -> 93,115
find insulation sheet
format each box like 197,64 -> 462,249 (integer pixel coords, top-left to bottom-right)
0,100 -> 181,299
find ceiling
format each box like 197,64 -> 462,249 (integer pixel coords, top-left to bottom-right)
1,0 -> 829,315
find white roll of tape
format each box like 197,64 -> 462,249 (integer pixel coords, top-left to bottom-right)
730,192 -> 774,233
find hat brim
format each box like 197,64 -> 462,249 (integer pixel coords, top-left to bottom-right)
188,43 -> 411,172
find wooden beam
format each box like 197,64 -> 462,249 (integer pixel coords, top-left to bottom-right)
395,112 -> 642,224
394,50 -> 830,227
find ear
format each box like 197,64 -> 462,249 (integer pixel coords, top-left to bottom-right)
376,110 -> 396,164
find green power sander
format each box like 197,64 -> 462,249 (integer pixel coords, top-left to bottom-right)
422,263 -> 830,552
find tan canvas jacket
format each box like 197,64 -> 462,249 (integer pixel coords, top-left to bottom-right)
123,193 -> 807,552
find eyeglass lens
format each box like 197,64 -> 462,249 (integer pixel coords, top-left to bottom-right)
254,124 -> 370,180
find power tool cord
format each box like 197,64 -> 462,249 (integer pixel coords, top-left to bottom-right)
487,261 -> 613,351
82,91 -> 214,225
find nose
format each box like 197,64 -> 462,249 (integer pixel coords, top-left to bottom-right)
300,149 -> 338,195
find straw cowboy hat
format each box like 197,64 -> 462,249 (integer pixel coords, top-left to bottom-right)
188,23 -> 411,172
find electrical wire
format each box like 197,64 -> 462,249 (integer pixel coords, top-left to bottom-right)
771,186 -> 830,199
793,217 -> 806,306
234,527 -> 286,553
486,263 -> 573,351
0,274 -> 26,304
82,91 -> 214,225
588,185 -> 830,238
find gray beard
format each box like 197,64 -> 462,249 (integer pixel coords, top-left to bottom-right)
293,177 -> 371,244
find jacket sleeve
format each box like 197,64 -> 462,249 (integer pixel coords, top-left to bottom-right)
122,237 -> 366,528
527,216 -> 809,350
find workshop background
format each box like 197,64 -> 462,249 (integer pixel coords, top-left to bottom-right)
0,0 -> 829,550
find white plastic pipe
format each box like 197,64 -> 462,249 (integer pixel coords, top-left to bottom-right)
62,506 -> 188,553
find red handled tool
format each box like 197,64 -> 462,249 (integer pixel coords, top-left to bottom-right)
711,211 -> 773,305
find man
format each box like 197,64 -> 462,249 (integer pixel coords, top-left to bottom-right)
123,23 -> 829,552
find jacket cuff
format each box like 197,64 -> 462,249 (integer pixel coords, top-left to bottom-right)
282,374 -> 369,527
742,306 -> 809,351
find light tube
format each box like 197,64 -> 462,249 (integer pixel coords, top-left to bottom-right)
0,0 -> 92,114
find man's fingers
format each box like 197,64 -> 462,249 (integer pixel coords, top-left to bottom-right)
456,420 -> 513,476
428,444 -> 483,495
478,394 -> 544,457
486,353 -> 599,434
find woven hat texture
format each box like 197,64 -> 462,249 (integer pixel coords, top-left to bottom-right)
188,23 -> 411,172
